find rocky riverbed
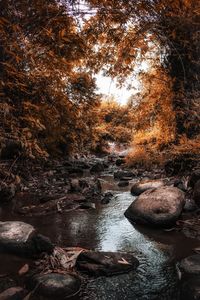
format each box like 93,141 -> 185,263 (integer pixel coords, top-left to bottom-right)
0,153 -> 200,299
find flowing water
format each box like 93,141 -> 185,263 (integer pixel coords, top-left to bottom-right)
0,174 -> 199,299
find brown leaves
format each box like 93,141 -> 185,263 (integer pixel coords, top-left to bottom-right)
34,246 -> 88,275
18,264 -> 29,276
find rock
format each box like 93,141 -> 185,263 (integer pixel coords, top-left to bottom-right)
189,170 -> 200,188
118,181 -> 129,187
179,254 -> 200,277
79,202 -> 95,209
183,198 -> 198,212
0,286 -> 25,300
120,177 -> 133,181
63,161 -> 73,167
116,158 -> 126,166
101,192 -> 113,204
27,273 -> 81,299
180,276 -> 200,300
90,162 -> 104,173
70,179 -> 81,192
125,186 -> 185,227
0,221 -> 53,256
174,179 -> 187,192
0,139 -> 23,159
193,179 -> 200,206
0,183 -> 16,203
114,170 -> 135,180
31,234 -> 54,254
67,167 -> 83,176
131,179 -> 165,196
76,251 -> 139,276
79,179 -> 89,189
75,161 -> 90,169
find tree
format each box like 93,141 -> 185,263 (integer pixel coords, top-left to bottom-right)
81,0 -> 200,141
0,0 -> 99,157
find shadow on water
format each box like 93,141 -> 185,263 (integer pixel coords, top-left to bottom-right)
0,175 -> 200,299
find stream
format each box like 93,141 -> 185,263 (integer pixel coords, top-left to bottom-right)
0,173 -> 199,299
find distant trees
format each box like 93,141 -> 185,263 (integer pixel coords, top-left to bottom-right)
94,97 -> 134,151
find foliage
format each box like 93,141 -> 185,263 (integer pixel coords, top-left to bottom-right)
0,0 -> 199,162
93,97 -> 134,151
0,0 -> 99,158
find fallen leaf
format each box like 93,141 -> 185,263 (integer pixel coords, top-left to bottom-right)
118,258 -> 130,265
18,264 -> 29,276
164,228 -> 175,232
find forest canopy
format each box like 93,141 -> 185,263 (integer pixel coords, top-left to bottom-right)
0,0 -> 199,162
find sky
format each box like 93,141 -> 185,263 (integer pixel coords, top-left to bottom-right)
95,60 -> 149,105
95,73 -> 141,105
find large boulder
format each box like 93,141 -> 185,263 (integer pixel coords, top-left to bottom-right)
0,221 -> 53,256
125,186 -> 185,227
27,273 -> 81,299
76,251 -> 139,276
131,179 -> 165,196
193,179 -> 200,206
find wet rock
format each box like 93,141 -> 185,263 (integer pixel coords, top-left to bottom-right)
31,234 -> 54,254
75,161 -> 90,169
118,181 -> 129,187
0,286 -> 25,300
79,202 -> 95,209
131,179 -> 165,196
120,176 -> 133,181
179,254 -> 200,277
0,221 -> 53,256
0,182 -> 16,203
63,161 -> 73,167
189,169 -> 200,188
79,179 -> 89,189
125,186 -> 185,227
67,167 -> 83,176
27,273 -> 81,299
101,192 -> 113,204
116,158 -> 126,166
114,170 -> 135,180
193,180 -> 200,206
174,179 -> 187,192
70,179 -> 81,192
180,276 -> 200,300
76,251 -> 139,276
183,198 -> 198,212
90,162 -> 104,173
